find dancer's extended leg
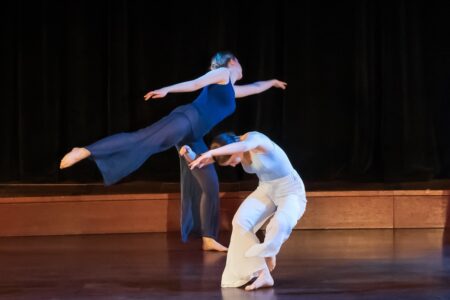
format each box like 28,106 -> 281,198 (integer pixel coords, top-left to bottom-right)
60,111 -> 193,185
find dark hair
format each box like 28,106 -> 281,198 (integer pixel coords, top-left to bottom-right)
210,132 -> 240,165
210,51 -> 236,70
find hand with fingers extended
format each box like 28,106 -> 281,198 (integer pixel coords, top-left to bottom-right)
144,88 -> 168,101
271,79 -> 287,90
189,151 -> 214,170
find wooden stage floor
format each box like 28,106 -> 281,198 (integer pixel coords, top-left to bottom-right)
1,229 -> 450,299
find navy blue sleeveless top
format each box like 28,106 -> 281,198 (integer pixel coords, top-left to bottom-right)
191,80 -> 236,137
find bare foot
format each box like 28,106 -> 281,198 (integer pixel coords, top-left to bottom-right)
265,256 -> 276,272
202,237 -> 228,252
245,268 -> 274,291
60,147 -> 91,169
179,145 -> 196,163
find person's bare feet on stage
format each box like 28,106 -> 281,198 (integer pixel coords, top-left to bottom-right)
265,256 -> 276,272
59,147 -> 91,169
245,268 -> 274,291
179,145 -> 196,163
202,237 -> 228,252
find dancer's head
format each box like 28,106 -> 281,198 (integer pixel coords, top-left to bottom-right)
210,132 -> 242,167
210,51 -> 242,80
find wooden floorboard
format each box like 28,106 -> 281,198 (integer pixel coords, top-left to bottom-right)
0,229 -> 449,299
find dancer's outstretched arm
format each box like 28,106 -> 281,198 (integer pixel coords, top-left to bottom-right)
234,79 -> 287,98
189,132 -> 273,169
144,68 -> 230,100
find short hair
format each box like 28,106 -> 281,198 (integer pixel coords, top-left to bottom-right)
210,51 -> 236,70
210,132 -> 240,165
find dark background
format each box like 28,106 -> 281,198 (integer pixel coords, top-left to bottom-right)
1,0 -> 449,187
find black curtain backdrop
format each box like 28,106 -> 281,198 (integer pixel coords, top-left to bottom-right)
0,0 -> 449,185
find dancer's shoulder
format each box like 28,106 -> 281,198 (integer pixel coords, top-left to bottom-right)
244,132 -> 274,154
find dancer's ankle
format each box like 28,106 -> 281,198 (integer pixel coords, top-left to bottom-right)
265,256 -> 276,272
245,268 -> 274,291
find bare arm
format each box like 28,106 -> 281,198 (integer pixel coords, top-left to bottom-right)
144,68 -> 230,100
234,79 -> 287,98
189,132 -> 274,169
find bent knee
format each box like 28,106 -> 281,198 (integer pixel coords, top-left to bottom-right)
279,201 -> 306,223
271,211 -> 297,232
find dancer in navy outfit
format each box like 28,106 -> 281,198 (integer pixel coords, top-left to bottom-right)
59,51 -> 287,251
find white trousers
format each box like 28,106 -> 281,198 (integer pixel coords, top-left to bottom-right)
221,171 -> 307,287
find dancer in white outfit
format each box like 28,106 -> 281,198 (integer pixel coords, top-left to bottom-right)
184,131 -> 307,291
